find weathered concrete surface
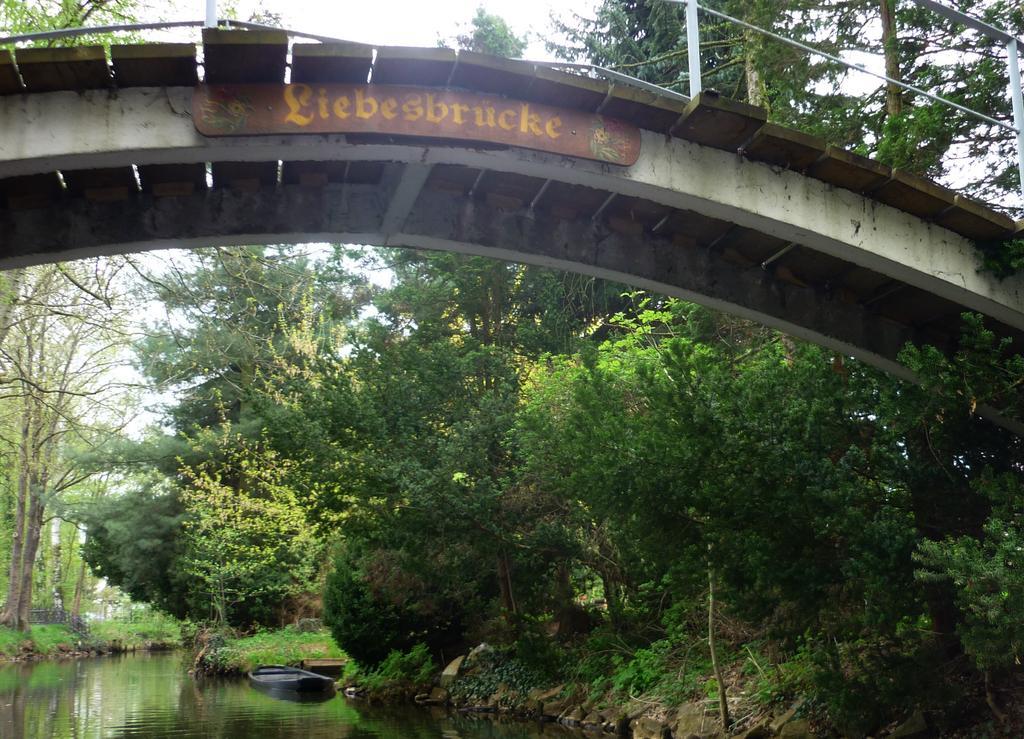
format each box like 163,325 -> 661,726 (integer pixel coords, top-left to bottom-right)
1,87 -> 1021,332
1,183 -> 920,384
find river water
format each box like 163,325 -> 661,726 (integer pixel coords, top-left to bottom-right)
0,652 -> 583,738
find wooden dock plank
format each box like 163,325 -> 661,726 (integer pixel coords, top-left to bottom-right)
935,195 -> 1016,241
871,170 -> 956,220
600,88 -> 686,136
300,658 -> 347,677
742,123 -> 827,172
448,51 -> 538,98
809,146 -> 891,194
527,66 -> 606,112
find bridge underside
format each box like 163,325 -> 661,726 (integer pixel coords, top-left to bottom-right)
0,169 -> 956,383
2,31 -> 1024,429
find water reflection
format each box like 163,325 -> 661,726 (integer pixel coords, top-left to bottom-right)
0,653 -> 584,738
252,685 -> 338,703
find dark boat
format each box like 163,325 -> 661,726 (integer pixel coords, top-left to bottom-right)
248,664 -> 336,693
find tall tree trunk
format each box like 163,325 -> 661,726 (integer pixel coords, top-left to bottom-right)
16,477 -> 46,630
744,30 -> 765,107
553,561 -> 575,622
51,519 -> 63,611
0,408 -> 32,629
0,268 -> 24,358
71,558 -> 87,620
496,552 -> 517,617
879,0 -> 902,118
708,556 -> 730,730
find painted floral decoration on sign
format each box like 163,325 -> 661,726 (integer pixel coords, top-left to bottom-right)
200,89 -> 255,133
590,118 -> 634,165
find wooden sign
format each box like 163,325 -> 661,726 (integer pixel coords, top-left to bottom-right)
193,84 -> 641,166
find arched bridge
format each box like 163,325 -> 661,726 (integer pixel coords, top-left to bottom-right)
2,29 -> 1023,392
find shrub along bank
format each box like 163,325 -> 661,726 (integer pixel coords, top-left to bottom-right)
345,638 -> 992,739
346,626 -> 1024,736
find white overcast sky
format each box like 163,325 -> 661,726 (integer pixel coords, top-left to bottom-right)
156,0 -> 593,60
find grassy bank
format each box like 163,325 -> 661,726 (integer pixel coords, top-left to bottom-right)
0,624 -> 84,658
0,611 -> 184,660
89,612 -> 182,650
196,625 -> 345,674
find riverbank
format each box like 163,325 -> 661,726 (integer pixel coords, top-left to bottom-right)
0,612 -> 182,661
192,624 -> 346,675
343,641 -> 1023,739
347,643 -> 782,738
0,624 -> 93,660
89,613 -> 183,652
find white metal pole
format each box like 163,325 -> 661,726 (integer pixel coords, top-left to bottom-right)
205,0 -> 217,28
685,0 -> 702,96
1007,38 -> 1024,201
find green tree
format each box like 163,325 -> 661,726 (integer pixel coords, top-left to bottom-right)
0,261 -> 136,630
84,247 -> 362,626
453,7 -> 527,58
178,429 -> 321,625
1,0 -> 142,48
132,246 -> 361,445
80,474 -> 191,619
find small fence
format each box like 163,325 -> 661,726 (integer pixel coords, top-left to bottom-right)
25,608 -> 89,637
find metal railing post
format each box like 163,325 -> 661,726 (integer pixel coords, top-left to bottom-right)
205,0 -> 217,29
911,0 -> 1024,201
1008,38 -> 1024,201
685,0 -> 702,96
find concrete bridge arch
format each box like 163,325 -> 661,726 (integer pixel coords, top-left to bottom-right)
1,29 -> 1023,423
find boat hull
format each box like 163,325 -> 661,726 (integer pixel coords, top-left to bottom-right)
248,665 -> 336,693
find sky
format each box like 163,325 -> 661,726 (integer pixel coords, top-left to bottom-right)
159,0 -> 591,60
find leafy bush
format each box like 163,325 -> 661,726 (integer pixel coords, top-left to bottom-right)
915,473 -> 1024,672
609,642 -> 668,697
448,647 -> 546,706
512,620 -> 567,680
976,236 -> 1024,279
323,546 -> 465,667
771,635 -> 955,737
323,551 -> 412,667
361,643 -> 435,690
